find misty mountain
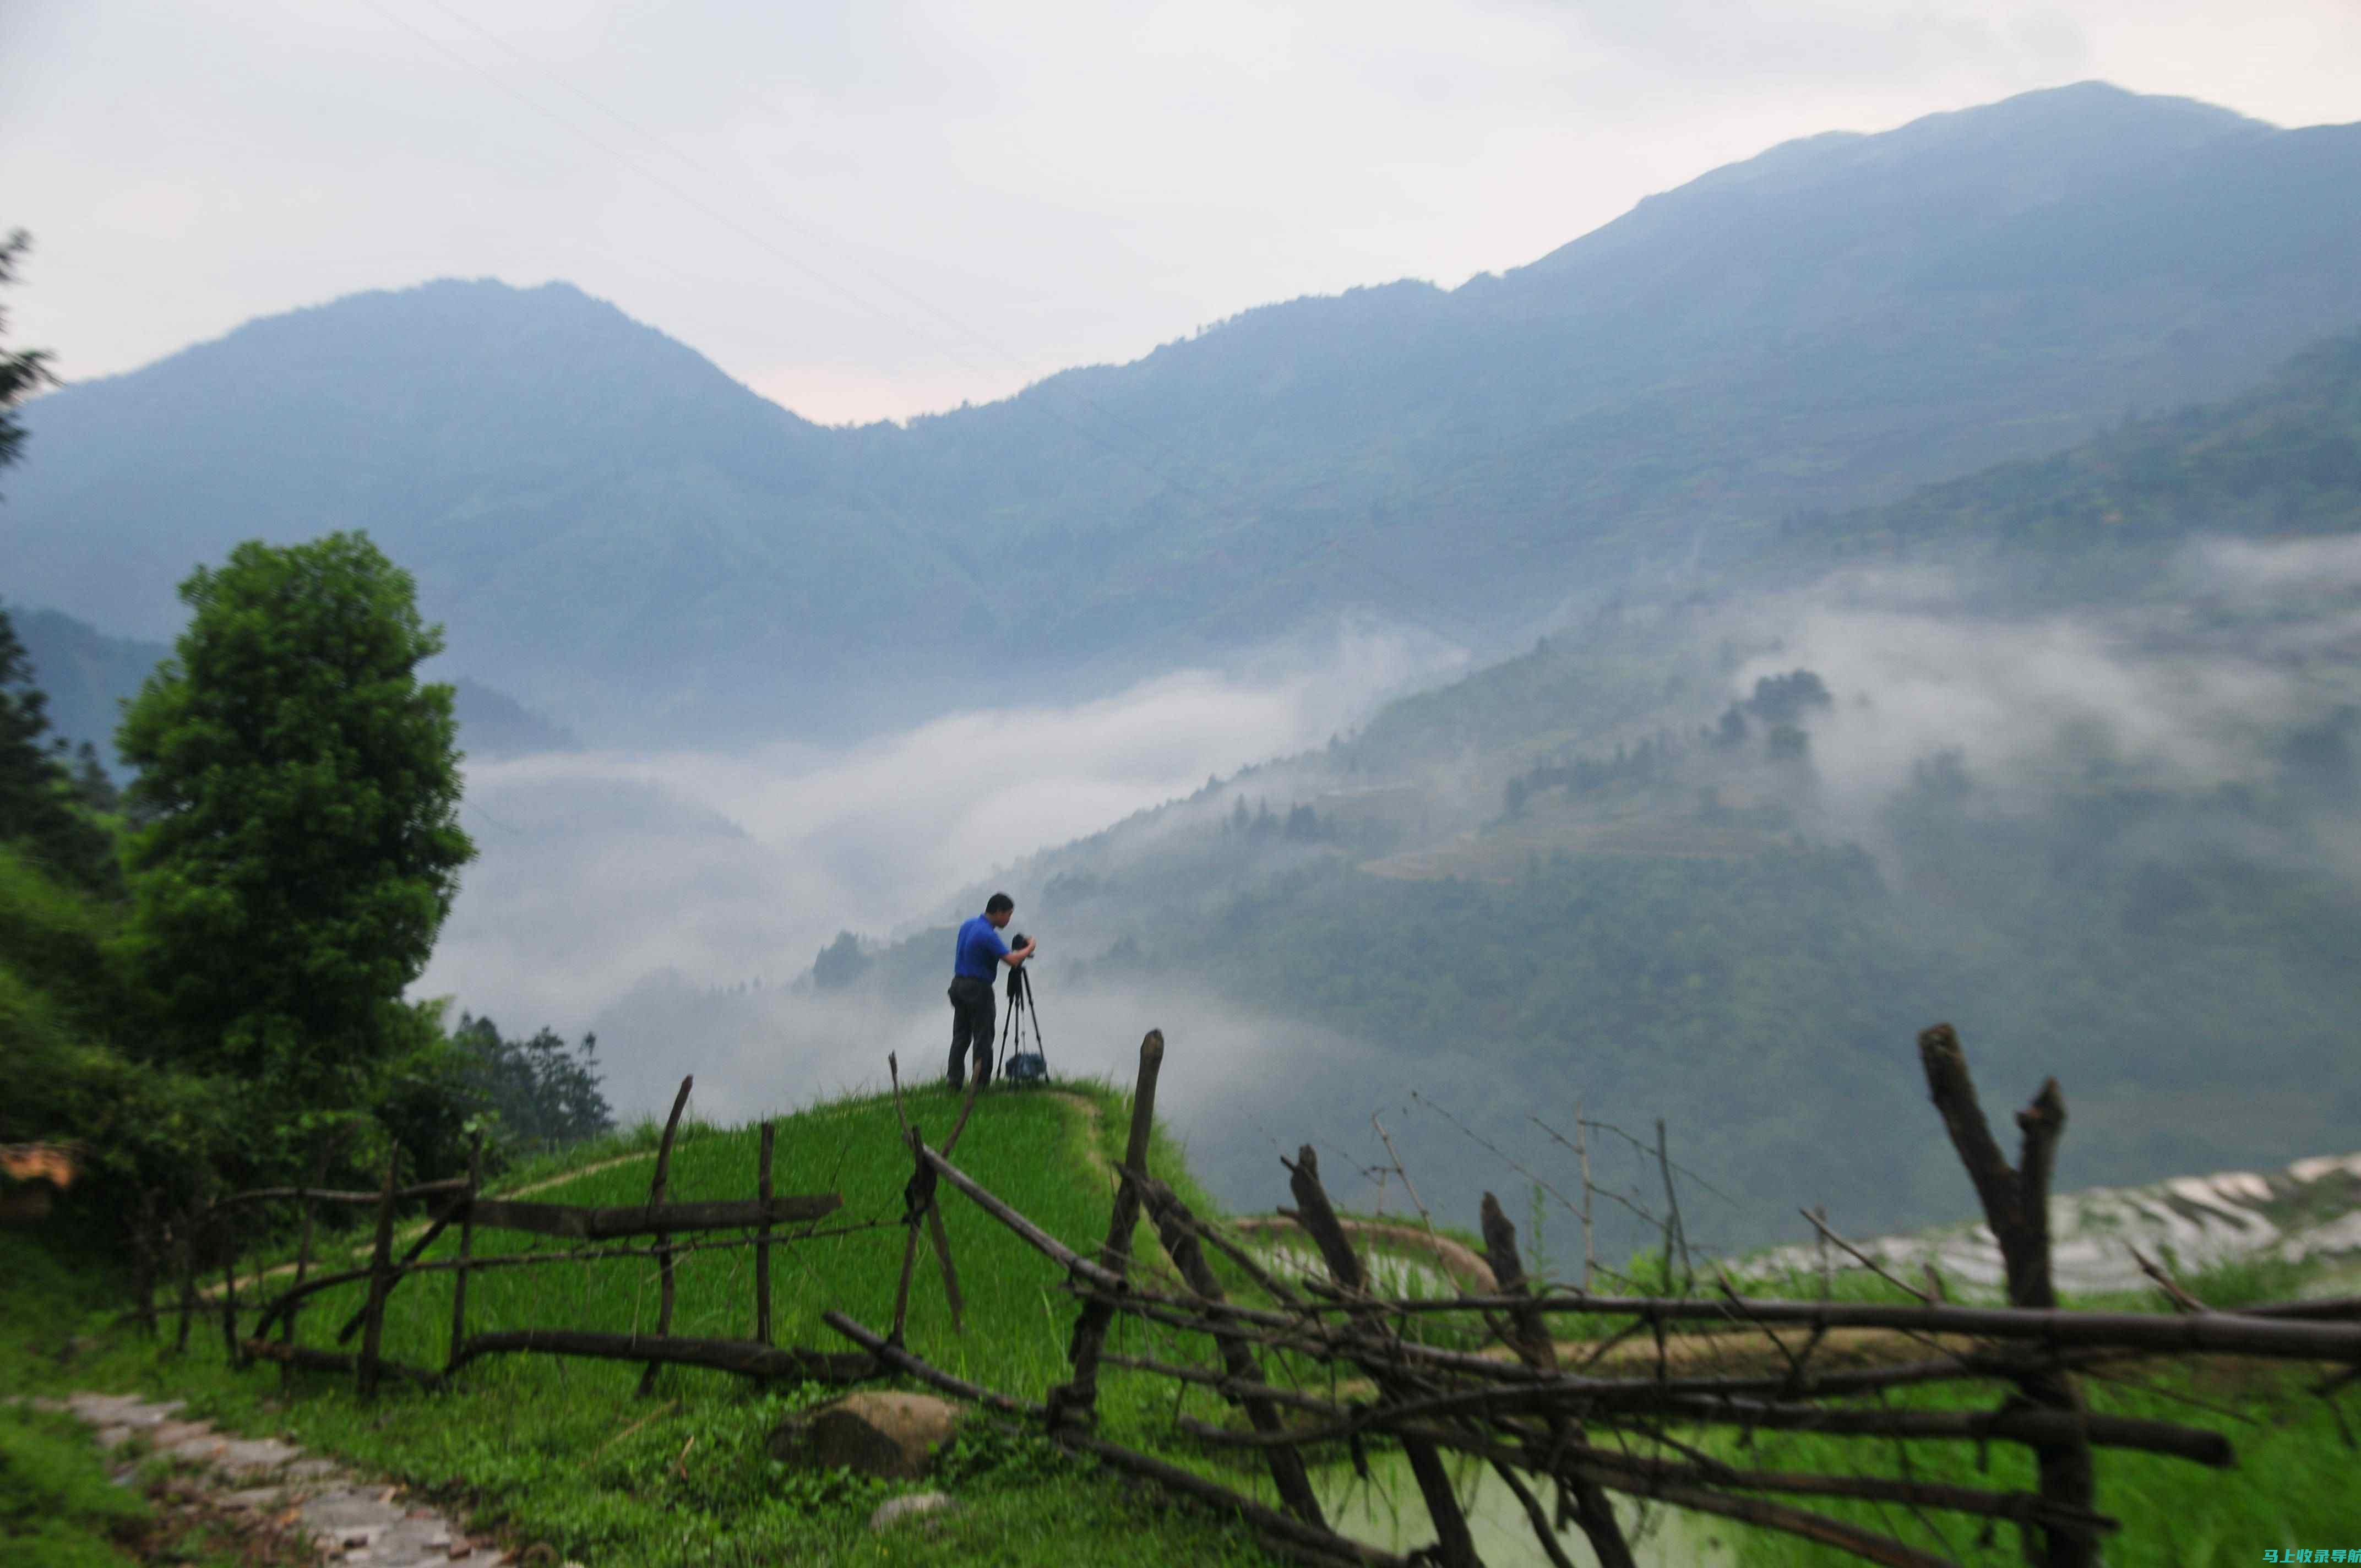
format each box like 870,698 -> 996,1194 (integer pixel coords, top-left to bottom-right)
818,328 -> 2361,1242
4,606 -> 162,771
6,603 -> 576,770
10,83 -> 2361,744
0,281 -> 982,743
445,679 -> 581,761
1770,328 -> 2361,596
1345,324 -> 2361,770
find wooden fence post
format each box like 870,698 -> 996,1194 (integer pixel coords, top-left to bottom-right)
356,1147 -> 400,1401
218,1206 -> 242,1367
637,1076 -> 694,1398
1813,1205 -> 1832,1300
1918,1023 -> 2093,1568
754,1120 -> 775,1348
1655,1118 -> 1690,1293
1479,1191 -> 1633,1568
1045,1029 -> 1162,1432
281,1141 -> 329,1390
131,1189 -> 160,1341
173,1202 -> 198,1354
1288,1144 -> 1482,1568
447,1131 -> 482,1374
1573,1099 -> 1595,1293
1139,1175 -> 1326,1529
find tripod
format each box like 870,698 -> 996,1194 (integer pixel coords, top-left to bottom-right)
993,961 -> 1051,1086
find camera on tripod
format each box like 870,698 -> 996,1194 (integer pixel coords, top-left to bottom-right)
998,936 -> 1050,1086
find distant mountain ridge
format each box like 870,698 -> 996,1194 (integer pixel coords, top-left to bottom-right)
8,82 -> 2360,743
7,604 -> 576,771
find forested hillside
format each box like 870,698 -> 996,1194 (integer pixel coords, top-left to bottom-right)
1769,329 -> 2361,592
10,84 -> 2360,743
831,323 -> 2361,1246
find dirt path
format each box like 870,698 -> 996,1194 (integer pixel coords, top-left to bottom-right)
34,1390 -> 534,1566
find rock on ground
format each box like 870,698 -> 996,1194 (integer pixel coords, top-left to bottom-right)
769,1391 -> 965,1480
869,1491 -> 958,1531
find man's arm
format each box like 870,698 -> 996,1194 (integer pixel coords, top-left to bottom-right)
1002,938 -> 1037,967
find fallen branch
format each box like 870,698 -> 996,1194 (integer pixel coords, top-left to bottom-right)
237,1337 -> 444,1391
450,1328 -> 874,1384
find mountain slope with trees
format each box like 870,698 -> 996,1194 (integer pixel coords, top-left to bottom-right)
830,322 -> 2361,1243
9,84 -> 2361,742
1769,328 -> 2361,586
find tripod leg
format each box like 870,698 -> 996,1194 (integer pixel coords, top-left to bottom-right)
1025,981 -> 1049,1079
991,990 -> 1013,1086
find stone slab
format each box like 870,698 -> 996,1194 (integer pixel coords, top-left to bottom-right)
871,1491 -> 958,1530
52,1390 -> 486,1567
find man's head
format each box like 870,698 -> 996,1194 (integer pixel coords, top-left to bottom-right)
985,891 -> 1015,928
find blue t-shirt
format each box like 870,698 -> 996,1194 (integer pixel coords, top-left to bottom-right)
953,914 -> 1010,981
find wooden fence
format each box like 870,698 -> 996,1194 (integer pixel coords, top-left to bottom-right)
823,1025 -> 2361,1568
159,1034 -> 2361,1568
179,1075 -> 877,1398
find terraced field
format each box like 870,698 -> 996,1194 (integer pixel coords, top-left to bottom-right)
1750,1149 -> 2361,1297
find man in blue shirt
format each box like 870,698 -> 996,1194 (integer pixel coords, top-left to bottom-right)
948,891 -> 1037,1090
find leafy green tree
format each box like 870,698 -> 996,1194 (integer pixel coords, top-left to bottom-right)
1744,669 -> 1832,725
0,230 -> 53,482
0,241 -> 107,891
449,1012 -> 614,1154
0,610 -> 120,894
116,533 -> 474,1128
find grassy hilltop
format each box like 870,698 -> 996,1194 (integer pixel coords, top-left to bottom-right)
10,1074 -> 2361,1567
2,1077 -> 1294,1568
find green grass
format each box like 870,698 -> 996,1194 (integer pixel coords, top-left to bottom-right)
0,1402 -> 148,1567
1674,1251 -> 2361,1567
1,1080 -> 1295,1567
10,1087 -> 2359,1567
1689,1360 -> 2357,1567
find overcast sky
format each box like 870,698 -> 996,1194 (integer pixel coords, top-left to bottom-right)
3,1 -> 2356,426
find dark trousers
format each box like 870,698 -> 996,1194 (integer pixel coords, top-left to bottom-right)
947,975 -> 996,1088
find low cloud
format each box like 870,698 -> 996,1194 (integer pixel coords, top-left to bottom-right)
415,625 -> 1457,1058
1731,565 -> 2313,823
2186,533 -> 2361,598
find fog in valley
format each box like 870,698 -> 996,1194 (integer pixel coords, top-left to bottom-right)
1733,554 -> 2347,828
415,623 -> 1461,1102
402,526 -> 2361,1249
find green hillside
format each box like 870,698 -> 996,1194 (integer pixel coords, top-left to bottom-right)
1772,327 -> 2361,589
2,1081 -> 1296,1567
12,1078 -> 2360,1567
